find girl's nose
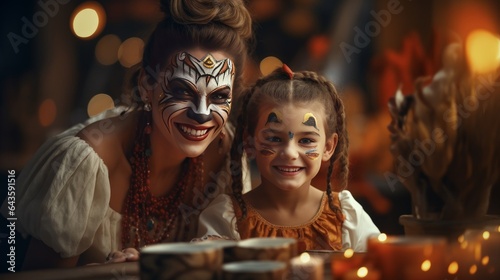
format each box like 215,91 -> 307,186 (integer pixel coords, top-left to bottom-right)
280,142 -> 299,160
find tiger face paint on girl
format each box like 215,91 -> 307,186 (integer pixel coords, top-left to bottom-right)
265,111 -> 282,126
160,52 -> 235,133
260,146 -> 276,156
302,113 -> 319,131
259,111 -> 282,156
303,113 -> 320,160
305,148 -> 320,160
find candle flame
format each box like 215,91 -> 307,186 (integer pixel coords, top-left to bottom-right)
377,233 -> 387,242
300,252 -> 310,263
344,248 -> 354,258
357,267 -> 368,278
482,256 -> 490,265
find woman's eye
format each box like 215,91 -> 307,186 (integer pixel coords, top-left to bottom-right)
172,88 -> 190,97
211,92 -> 230,104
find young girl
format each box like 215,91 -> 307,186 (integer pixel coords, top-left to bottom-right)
197,65 -> 380,252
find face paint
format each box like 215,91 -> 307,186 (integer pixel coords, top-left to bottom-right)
259,147 -> 276,156
288,131 -> 294,140
265,111 -> 282,126
305,148 -> 320,160
160,52 -> 235,132
302,113 -> 319,131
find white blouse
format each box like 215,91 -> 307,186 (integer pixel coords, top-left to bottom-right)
197,190 -> 380,252
1,109 -> 124,260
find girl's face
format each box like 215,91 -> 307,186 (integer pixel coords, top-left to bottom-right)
148,48 -> 235,157
252,102 -> 337,191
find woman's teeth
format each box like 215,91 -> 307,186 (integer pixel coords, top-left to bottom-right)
180,125 -> 208,136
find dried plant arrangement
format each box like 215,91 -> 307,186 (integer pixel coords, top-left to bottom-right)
388,43 -> 500,224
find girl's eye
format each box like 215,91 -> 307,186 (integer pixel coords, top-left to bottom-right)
299,138 -> 315,145
265,136 -> 281,143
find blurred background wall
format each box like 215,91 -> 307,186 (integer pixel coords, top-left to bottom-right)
1,0 -> 500,235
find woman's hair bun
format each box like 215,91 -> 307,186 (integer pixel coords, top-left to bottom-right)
160,0 -> 252,40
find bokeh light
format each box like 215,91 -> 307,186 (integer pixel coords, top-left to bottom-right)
71,1 -> 106,39
466,29 -> 500,73
95,34 -> 121,65
343,248 -> 354,258
259,56 -> 283,76
448,261 -> 459,275
308,35 -> 330,60
421,260 -> 431,272
39,99 -> 57,127
87,93 -> 114,117
357,266 -> 368,278
377,233 -> 387,242
469,264 -> 477,275
118,37 -> 144,68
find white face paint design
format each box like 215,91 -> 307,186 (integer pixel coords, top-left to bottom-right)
160,52 -> 235,133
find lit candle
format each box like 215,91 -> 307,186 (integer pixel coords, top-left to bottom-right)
289,252 -> 323,280
331,249 -> 366,279
449,228 -> 500,279
343,265 -> 381,280
367,234 -> 447,280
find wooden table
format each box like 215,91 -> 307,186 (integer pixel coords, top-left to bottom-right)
1,252 -> 340,280
1,262 -> 140,280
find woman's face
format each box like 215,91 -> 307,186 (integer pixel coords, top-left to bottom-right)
150,48 -> 235,157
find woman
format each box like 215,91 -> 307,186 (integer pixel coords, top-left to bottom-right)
2,0 -> 253,269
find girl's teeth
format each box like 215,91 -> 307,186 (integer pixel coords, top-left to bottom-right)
180,125 -> 208,136
278,167 -> 300,172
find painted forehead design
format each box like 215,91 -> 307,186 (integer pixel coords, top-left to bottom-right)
265,111 -> 282,125
163,52 -> 235,91
302,113 -> 319,131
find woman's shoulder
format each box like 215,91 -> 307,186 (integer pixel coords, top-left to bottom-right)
76,109 -> 138,171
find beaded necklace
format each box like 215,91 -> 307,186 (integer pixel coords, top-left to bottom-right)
121,110 -> 199,248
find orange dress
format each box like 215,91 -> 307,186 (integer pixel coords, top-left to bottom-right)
234,193 -> 344,252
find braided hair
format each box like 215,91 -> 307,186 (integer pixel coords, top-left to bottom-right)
231,66 -> 349,219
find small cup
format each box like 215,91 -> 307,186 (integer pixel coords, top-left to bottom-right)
223,260 -> 287,280
140,242 -> 223,280
234,237 -> 298,262
289,252 -> 324,280
196,239 -> 239,263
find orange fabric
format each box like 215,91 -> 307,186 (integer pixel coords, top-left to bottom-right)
234,192 -> 344,251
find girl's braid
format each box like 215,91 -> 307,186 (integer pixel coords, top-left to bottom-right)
230,87 -> 252,220
296,71 -> 349,218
